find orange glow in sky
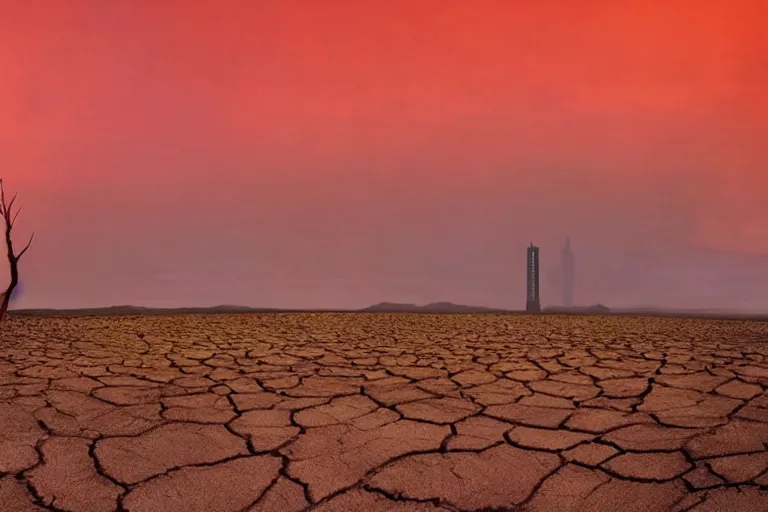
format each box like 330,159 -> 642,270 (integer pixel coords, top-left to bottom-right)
1,0 -> 767,309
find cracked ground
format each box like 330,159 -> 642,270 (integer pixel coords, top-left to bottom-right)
1,314 -> 768,512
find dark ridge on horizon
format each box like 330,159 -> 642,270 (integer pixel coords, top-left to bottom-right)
359,301 -> 508,313
9,304 -> 281,317
8,302 -> 768,322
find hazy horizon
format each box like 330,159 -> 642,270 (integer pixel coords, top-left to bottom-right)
2,1 -> 767,312
9,299 -> 768,314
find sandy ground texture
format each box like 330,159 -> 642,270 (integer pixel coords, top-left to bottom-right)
1,313 -> 767,512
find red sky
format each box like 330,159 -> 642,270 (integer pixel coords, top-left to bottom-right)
1,0 -> 767,310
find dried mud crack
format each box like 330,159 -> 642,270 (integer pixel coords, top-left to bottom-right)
1,313 -> 767,511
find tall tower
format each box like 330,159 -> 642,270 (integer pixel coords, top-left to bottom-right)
526,243 -> 541,313
562,236 -> 574,307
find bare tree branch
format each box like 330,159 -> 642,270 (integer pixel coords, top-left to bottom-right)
11,206 -> 22,227
16,233 -> 34,261
0,178 -> 34,322
6,194 -> 17,218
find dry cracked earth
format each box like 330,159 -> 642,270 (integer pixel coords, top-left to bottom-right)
1,313 -> 768,512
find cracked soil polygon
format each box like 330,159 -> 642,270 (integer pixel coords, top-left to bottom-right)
1,313 -> 767,511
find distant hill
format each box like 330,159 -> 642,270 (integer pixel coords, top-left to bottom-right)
8,302 -> 767,321
10,304 -> 280,317
11,301 -> 510,317
357,302 -> 419,312
359,301 -> 509,313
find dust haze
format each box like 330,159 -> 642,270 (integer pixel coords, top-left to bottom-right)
2,1 -> 766,311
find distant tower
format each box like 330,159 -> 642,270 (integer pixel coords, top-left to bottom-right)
562,237 -> 574,307
526,243 -> 541,313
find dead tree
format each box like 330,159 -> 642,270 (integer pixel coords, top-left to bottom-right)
0,179 -> 34,322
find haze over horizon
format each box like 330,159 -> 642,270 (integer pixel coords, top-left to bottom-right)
2,0 -> 767,312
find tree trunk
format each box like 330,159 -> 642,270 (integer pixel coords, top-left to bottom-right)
0,178 -> 33,323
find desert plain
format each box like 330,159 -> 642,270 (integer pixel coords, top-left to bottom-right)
1,313 -> 767,512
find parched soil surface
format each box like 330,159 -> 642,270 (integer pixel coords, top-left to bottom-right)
1,313 -> 767,512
